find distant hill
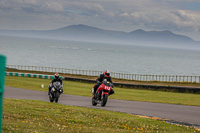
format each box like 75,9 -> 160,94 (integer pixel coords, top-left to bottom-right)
0,24 -> 199,46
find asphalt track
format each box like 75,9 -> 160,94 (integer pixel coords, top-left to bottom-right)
3,86 -> 200,127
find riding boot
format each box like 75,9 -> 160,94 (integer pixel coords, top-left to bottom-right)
91,88 -> 95,99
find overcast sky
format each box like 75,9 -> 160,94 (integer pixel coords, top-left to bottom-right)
0,0 -> 200,41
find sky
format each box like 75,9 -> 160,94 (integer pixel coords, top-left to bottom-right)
0,0 -> 200,41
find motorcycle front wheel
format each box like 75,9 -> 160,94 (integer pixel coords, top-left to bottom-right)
101,94 -> 108,107
55,92 -> 60,103
49,94 -> 54,102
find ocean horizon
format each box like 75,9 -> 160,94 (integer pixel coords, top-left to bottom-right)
1,35 -> 200,76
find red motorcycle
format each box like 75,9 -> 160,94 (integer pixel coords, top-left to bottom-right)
92,80 -> 113,107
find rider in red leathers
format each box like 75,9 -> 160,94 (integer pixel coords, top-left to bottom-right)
92,70 -> 114,98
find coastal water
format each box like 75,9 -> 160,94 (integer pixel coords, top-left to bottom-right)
0,36 -> 200,76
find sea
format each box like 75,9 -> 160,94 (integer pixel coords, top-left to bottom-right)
1,36 -> 200,76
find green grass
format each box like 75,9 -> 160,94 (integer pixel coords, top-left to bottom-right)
2,99 -> 200,133
5,76 -> 200,106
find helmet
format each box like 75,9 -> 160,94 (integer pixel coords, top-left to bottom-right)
104,70 -> 110,78
54,73 -> 59,79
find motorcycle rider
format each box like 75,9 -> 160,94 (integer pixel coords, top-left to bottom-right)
48,73 -> 63,95
92,70 -> 114,98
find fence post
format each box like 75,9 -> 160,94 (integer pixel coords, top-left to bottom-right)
0,55 -> 6,132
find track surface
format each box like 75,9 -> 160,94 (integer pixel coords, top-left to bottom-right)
4,86 -> 200,126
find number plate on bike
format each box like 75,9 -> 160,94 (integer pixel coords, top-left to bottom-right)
104,86 -> 111,90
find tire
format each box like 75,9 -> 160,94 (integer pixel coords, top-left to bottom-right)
55,92 -> 60,103
92,98 -> 97,106
49,95 -> 54,102
101,94 -> 108,107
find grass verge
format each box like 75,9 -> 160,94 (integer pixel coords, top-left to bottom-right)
5,76 -> 200,106
3,98 -> 200,133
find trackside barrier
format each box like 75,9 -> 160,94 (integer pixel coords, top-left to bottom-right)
64,77 -> 200,94
5,72 -> 63,80
6,65 -> 200,83
0,55 -> 6,132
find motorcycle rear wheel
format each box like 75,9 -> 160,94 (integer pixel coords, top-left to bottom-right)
92,98 -> 97,106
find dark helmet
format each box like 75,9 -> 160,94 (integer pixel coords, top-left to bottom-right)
104,70 -> 110,78
54,73 -> 59,79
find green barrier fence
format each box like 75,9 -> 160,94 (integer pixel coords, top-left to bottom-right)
9,72 -> 13,76
39,75 -> 43,78
5,72 -> 63,80
0,55 -> 6,132
33,74 -> 37,78
45,75 -> 49,79
15,73 -> 19,76
27,74 -> 31,77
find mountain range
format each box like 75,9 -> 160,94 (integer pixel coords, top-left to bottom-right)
0,24 -> 199,46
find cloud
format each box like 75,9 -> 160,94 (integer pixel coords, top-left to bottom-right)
102,0 -> 200,32
0,0 -> 64,14
0,0 -> 200,40
63,2 -> 105,17
40,2 -> 64,13
173,10 -> 200,31
117,8 -> 200,32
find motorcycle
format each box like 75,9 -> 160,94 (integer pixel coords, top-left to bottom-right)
92,80 -> 113,107
49,81 -> 62,103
